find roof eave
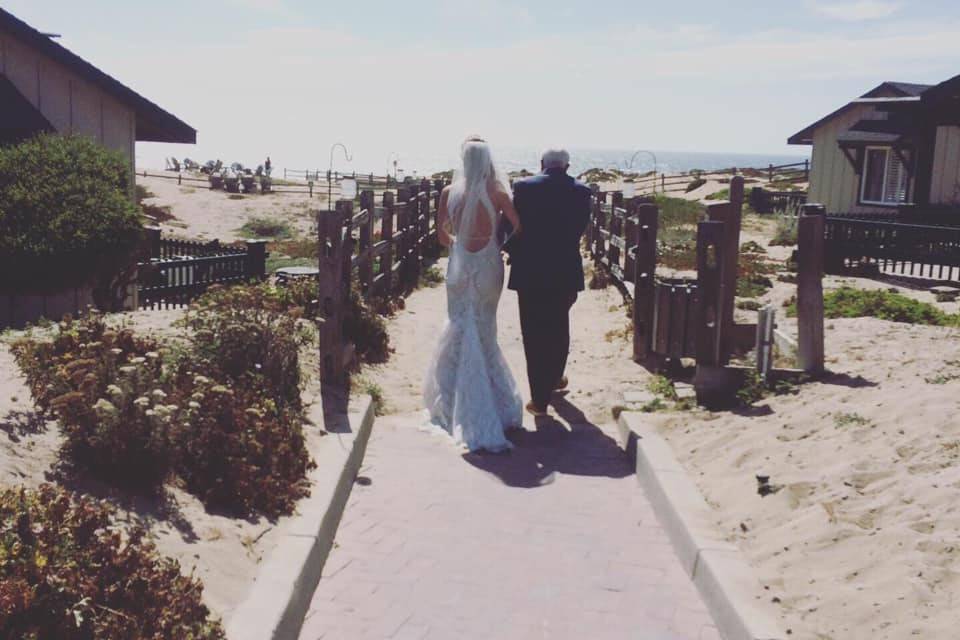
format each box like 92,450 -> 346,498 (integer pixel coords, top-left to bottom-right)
135,117 -> 197,144
0,8 -> 197,145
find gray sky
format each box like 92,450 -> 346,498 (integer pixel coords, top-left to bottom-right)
5,1 -> 959,172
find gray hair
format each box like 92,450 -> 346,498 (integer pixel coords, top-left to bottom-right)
541,148 -> 570,170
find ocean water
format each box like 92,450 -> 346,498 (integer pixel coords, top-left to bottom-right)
375,147 -> 808,179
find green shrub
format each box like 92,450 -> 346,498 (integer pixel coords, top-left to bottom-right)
344,283 -> 390,364
11,314 -> 171,490
834,412 -> 870,428
0,134 -> 143,296
651,195 -> 703,271
239,216 -> 293,239
418,265 -> 444,288
0,484 -> 225,639
736,252 -> 776,298
172,375 -> 315,519
741,240 -> 767,254
737,299 -> 762,311
770,212 -> 799,247
182,284 -> 312,411
737,369 -> 767,406
354,377 -> 386,416
647,375 -> 678,401
787,287 -> 960,326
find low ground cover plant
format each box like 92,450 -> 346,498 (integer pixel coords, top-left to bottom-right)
788,287 -> 960,326
181,284 -> 312,411
769,210 -> 799,247
0,484 -> 225,639
239,216 -> 293,239
11,315 -> 170,490
737,249 -> 777,298
12,290 -> 317,518
654,195 -> 704,271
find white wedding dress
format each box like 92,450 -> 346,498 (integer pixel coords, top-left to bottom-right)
422,143 -> 523,453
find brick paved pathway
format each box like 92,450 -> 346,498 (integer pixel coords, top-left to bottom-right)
300,404 -> 720,640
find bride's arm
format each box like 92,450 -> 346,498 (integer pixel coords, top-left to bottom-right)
437,187 -> 453,247
493,186 -> 522,235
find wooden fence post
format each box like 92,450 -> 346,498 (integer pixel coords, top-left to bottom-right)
396,186 -> 413,290
317,204 -> 349,385
798,205 -> 825,375
623,204 -> 638,282
358,190 -> 375,294
244,239 -> 267,280
420,178 -> 433,256
694,221 -> 726,367
381,191 -> 395,296
588,185 -> 600,258
633,203 -> 659,363
609,191 -> 624,274
706,175 -> 744,363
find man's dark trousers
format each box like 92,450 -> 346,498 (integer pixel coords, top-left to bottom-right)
518,289 -> 577,409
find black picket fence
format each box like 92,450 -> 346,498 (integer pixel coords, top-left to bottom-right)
137,228 -> 267,309
824,216 -> 960,282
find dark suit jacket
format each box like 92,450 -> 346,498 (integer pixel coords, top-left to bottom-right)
505,168 -> 592,293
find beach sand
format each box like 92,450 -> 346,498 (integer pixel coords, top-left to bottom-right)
652,317 -> 960,639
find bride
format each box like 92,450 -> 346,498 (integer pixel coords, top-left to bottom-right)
422,136 -> 524,453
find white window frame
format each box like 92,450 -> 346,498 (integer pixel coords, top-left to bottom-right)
860,145 -> 910,206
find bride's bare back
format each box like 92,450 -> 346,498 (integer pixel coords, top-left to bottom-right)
440,181 -> 518,252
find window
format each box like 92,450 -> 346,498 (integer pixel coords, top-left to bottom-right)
860,146 -> 909,205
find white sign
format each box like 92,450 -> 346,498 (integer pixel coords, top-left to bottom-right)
340,178 -> 357,200
623,182 -> 637,199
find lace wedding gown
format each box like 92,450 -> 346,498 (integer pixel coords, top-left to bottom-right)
422,163 -> 523,453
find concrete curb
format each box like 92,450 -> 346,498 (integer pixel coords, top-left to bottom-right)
617,412 -> 785,640
227,395 -> 376,640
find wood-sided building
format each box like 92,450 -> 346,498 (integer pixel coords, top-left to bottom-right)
788,75 -> 960,216
0,7 -> 195,186
0,8 -> 196,327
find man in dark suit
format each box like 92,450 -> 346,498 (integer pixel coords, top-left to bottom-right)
505,148 -> 592,416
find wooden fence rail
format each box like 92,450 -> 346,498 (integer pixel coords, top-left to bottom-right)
317,179 -> 445,384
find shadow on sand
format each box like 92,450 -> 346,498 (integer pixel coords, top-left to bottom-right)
0,409 -> 50,442
462,396 -> 631,489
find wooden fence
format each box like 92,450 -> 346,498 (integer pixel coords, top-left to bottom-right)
749,188 -> 808,214
588,177 -> 826,404
137,228 -> 267,309
317,179 -> 445,384
824,217 -> 960,283
139,169 -> 424,200
614,160 -> 810,198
